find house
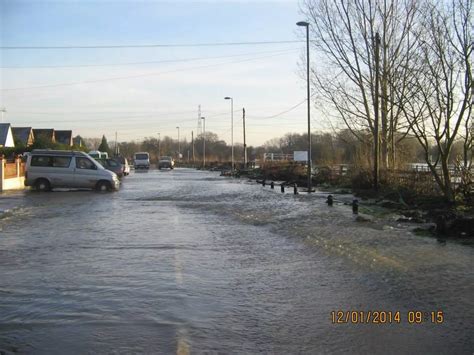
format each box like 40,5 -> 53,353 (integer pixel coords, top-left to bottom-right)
73,135 -> 83,147
32,129 -> 55,144
12,127 -> 35,147
0,123 -> 15,148
55,130 -> 73,146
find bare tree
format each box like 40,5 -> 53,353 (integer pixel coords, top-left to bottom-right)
301,0 -> 419,174
400,0 -> 472,201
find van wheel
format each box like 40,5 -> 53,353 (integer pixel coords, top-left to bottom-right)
96,181 -> 111,192
35,178 -> 51,192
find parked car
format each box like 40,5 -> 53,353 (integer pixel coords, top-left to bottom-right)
97,158 -> 124,178
134,152 -> 150,169
158,156 -> 175,170
113,156 -> 130,176
25,150 -> 120,191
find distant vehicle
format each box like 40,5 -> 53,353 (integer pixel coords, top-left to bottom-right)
134,152 -> 150,169
25,150 -> 120,191
88,150 -> 109,160
97,158 -> 124,178
158,156 -> 175,170
113,156 -> 130,176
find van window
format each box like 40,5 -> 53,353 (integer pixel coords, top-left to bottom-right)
31,156 -> 52,167
52,156 -> 72,168
76,157 -> 96,170
135,154 -> 149,160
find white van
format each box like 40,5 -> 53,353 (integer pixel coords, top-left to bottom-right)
25,150 -> 120,191
88,150 -> 109,160
134,152 -> 150,169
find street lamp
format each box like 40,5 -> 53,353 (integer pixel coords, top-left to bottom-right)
201,117 -> 206,168
176,126 -> 180,160
157,132 -> 161,157
224,97 -> 234,171
297,20 -> 312,193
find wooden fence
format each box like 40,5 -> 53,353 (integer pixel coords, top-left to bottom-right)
1,156 -> 26,191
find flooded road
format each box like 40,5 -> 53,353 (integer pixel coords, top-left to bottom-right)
1,169 -> 473,354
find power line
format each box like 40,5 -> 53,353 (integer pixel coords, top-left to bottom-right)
1,40 -> 302,50
1,48 -> 299,69
2,51 -> 297,92
247,99 -> 307,119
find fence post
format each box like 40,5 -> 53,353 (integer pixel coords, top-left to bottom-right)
0,155 -> 4,191
352,199 -> 359,214
15,156 -> 20,178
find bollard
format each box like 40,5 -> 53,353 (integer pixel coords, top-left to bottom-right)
326,195 -> 333,206
352,199 -> 359,214
262,179 -> 266,187
281,184 -> 285,193
436,215 -> 447,235
293,183 -> 298,195
270,181 -> 274,189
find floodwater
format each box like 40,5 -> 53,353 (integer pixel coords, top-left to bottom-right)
0,169 -> 473,354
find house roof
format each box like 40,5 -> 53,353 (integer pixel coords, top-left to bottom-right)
12,127 -> 33,145
55,130 -> 73,145
32,129 -> 55,142
0,123 -> 14,147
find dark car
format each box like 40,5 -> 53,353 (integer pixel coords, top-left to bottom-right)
97,158 -> 124,178
158,156 -> 175,169
113,156 -> 130,176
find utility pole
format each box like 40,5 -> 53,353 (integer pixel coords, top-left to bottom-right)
374,32 -> 381,191
157,132 -> 161,157
243,108 -> 247,167
197,105 -> 202,136
115,131 -> 118,156
224,97 -> 234,171
231,100 -> 234,171
201,117 -> 206,168
0,107 -> 6,123
176,126 -> 180,160
192,130 -> 195,167
297,20 -> 312,193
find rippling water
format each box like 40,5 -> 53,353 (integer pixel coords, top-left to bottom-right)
0,169 -> 473,354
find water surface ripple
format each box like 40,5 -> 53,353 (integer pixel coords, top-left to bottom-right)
0,169 -> 473,354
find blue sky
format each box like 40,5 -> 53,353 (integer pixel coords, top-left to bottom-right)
0,0 -> 323,145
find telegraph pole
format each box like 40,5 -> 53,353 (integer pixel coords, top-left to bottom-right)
201,117 -> 206,168
197,105 -> 202,136
192,130 -> 195,167
374,32 -> 381,191
157,132 -> 161,157
243,108 -> 247,167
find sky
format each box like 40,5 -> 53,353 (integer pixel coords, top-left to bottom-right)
0,0 -> 324,146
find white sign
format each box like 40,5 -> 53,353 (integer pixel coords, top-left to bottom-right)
293,151 -> 308,162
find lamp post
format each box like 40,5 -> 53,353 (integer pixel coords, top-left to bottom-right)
157,132 -> 161,158
176,126 -> 180,160
297,20 -> 312,193
224,97 -> 234,171
201,117 -> 206,168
